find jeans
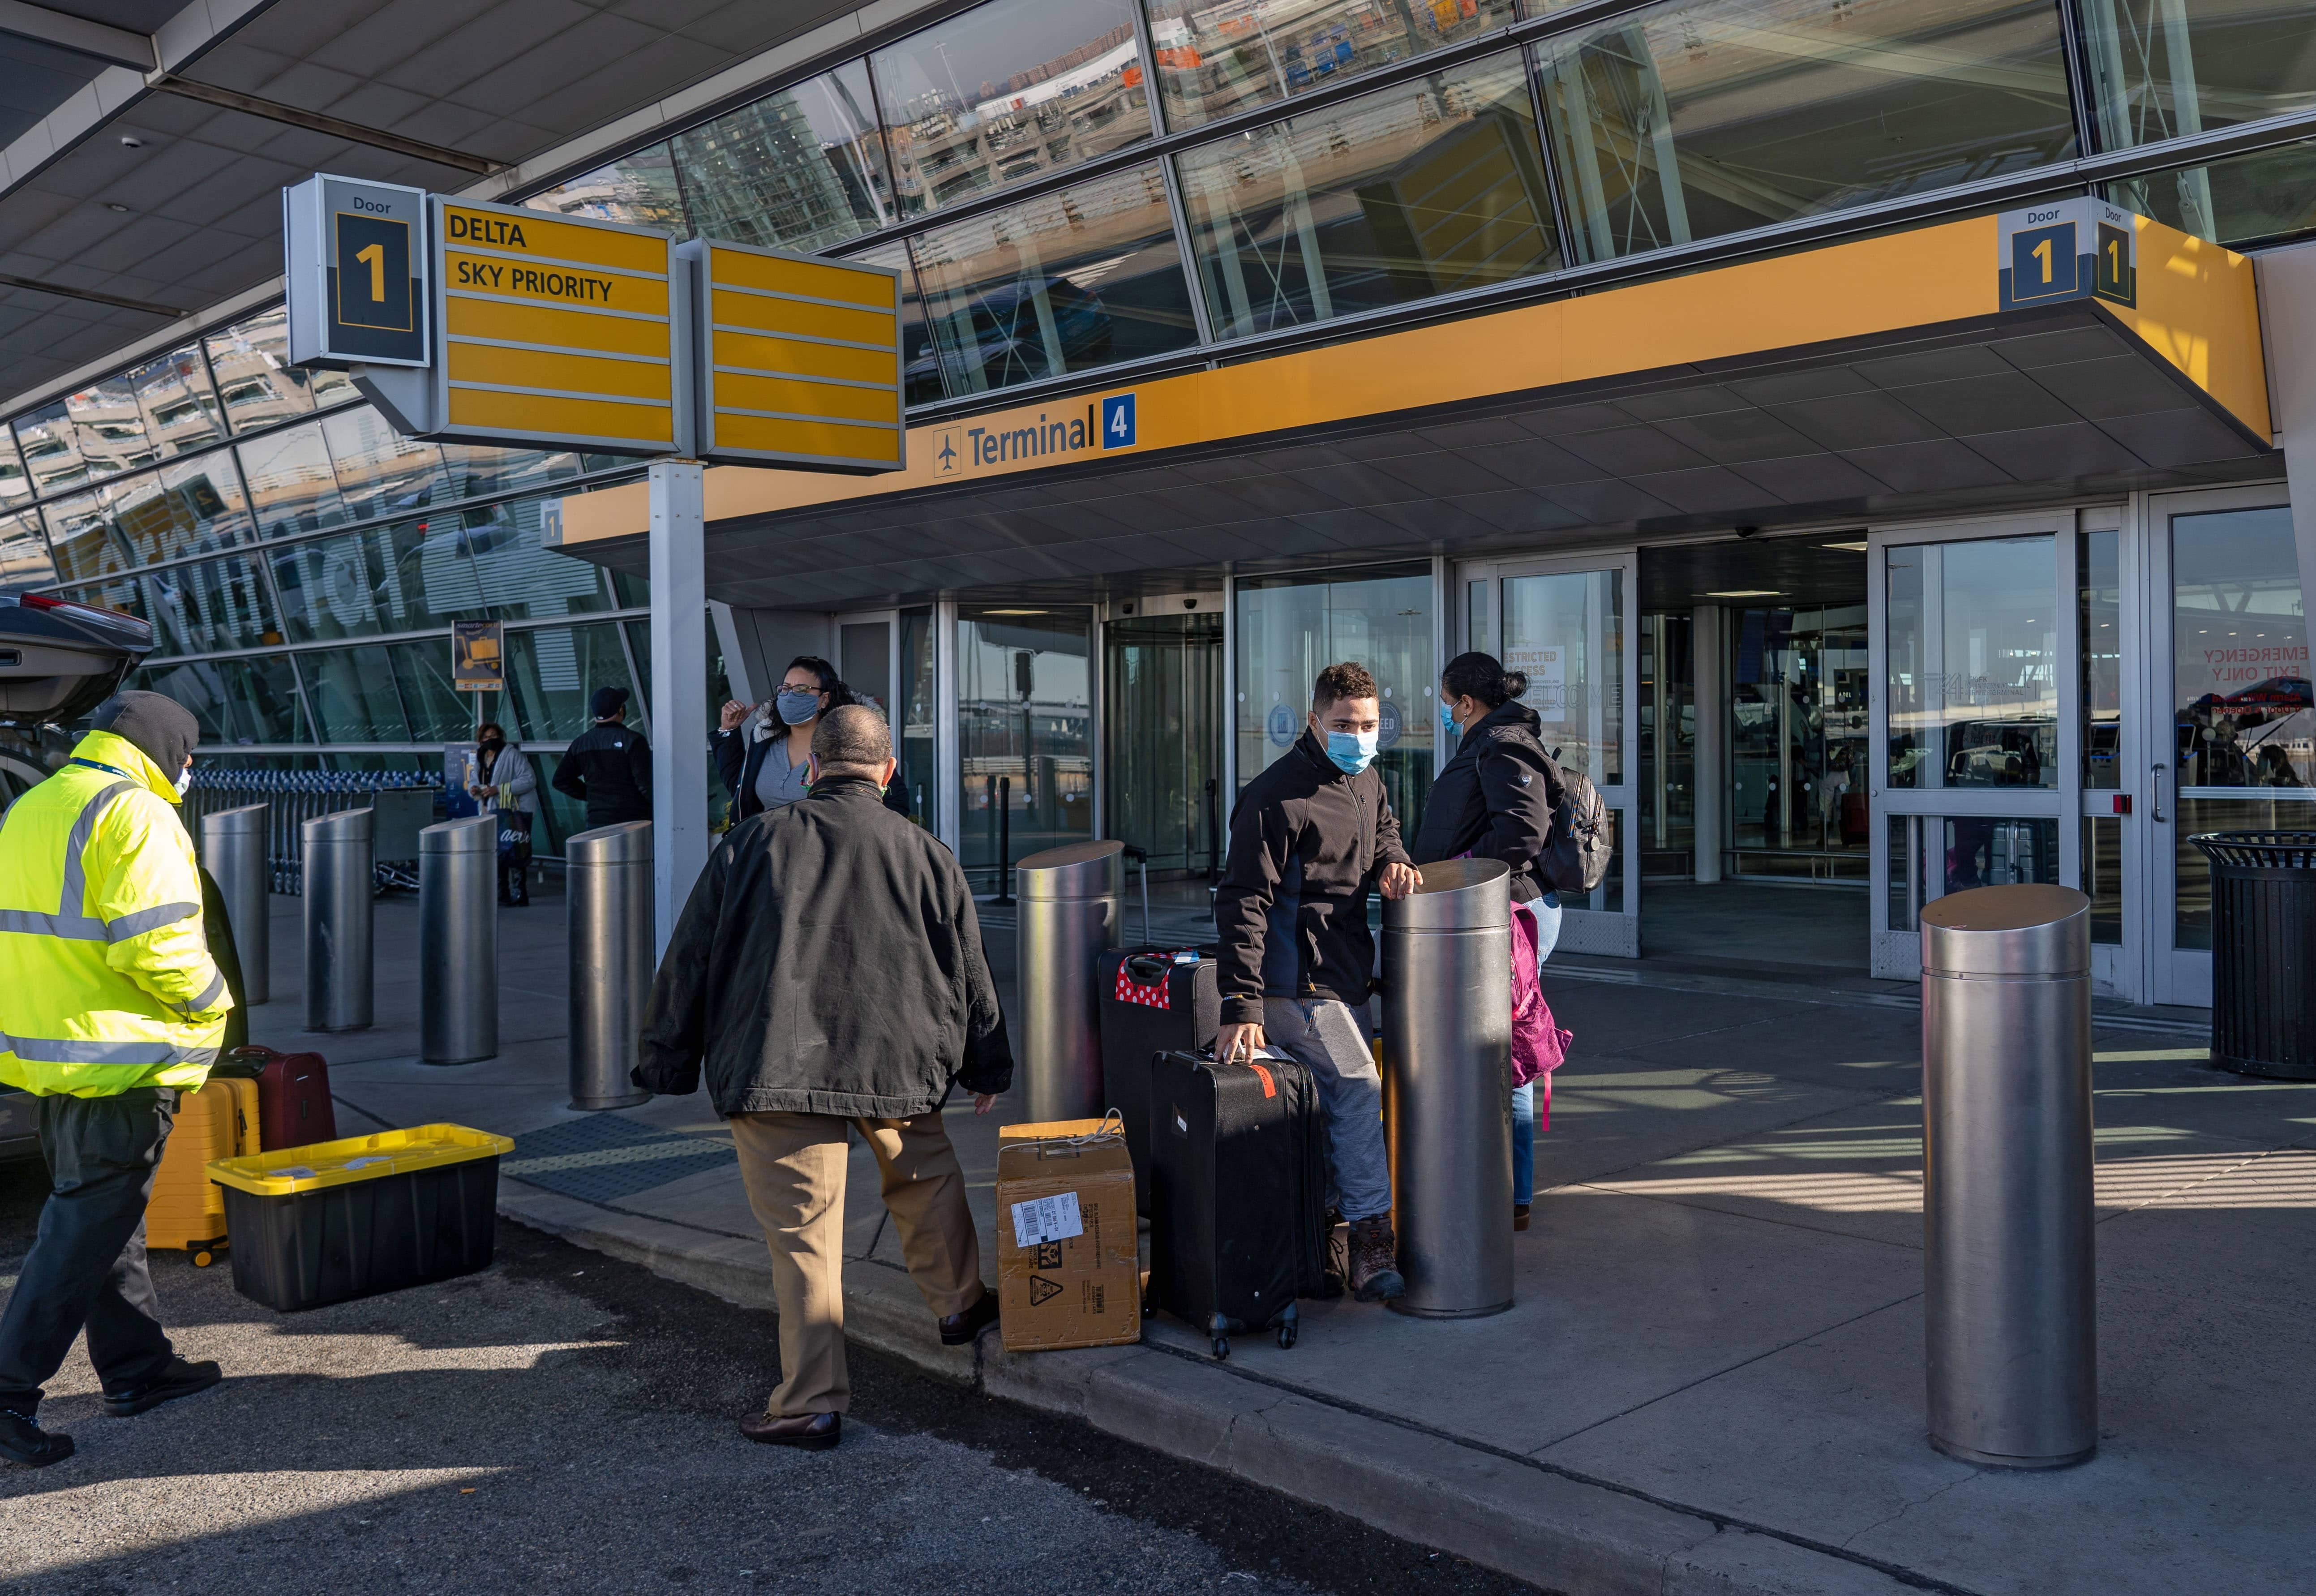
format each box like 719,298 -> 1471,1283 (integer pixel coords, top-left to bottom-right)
1511,893 -> 1562,1207
0,1089 -> 180,1416
1261,997 -> 1391,1223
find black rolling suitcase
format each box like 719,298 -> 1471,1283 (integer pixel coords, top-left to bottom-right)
1098,948 -> 1220,1217
1149,1048 -> 1331,1359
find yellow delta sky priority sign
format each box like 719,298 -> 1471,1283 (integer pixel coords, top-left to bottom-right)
684,237 -> 905,473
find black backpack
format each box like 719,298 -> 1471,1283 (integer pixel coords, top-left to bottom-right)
1539,755 -> 1614,897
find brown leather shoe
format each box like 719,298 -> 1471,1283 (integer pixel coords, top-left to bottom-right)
938,1288 -> 999,1346
1514,1204 -> 1531,1232
738,1411 -> 840,1450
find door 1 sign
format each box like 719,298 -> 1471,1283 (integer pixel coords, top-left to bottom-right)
283,176 -> 428,367
1997,198 -> 2138,312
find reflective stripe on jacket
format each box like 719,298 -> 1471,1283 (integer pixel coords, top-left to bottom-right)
0,728 -> 231,1097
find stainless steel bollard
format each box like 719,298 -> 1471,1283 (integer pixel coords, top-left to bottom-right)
1016,840 -> 1123,1122
200,803 -> 270,1005
568,821 -> 652,1111
1381,858 -> 1514,1319
419,815 -> 498,1065
1921,883 -> 2096,1469
302,807 -> 373,1032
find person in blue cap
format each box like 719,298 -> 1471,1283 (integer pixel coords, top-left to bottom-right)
551,685 -> 652,830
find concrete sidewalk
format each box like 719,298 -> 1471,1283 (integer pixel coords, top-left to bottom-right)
242,887 -> 2311,1596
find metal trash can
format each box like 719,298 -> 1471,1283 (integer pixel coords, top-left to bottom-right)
419,814 -> 498,1065
1381,857 -> 1514,1320
1016,839 -> 1123,1123
302,807 -> 373,1032
200,803 -> 270,1005
1920,883 -> 2095,1469
2191,832 -> 2316,1079
568,821 -> 652,1111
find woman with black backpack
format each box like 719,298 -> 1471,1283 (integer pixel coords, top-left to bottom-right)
1410,652 -> 1569,1232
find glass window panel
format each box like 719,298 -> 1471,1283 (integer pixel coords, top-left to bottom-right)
65,374 -> 153,479
529,752 -> 587,853
240,420 -> 352,538
1884,537 -> 2059,790
2082,814 -> 2122,944
1235,562 -> 1435,837
120,556 -> 281,656
2111,139 -> 2316,246
896,605 -> 936,825
204,305 -> 356,433
1502,569 -> 1622,788
43,491 -> 132,584
390,641 -> 481,744
2173,794 -> 2316,947
14,403 -> 89,497
129,345 -> 226,460
267,501 -> 608,642
320,405 -> 448,519
129,655 -> 301,746
2170,505 -> 2308,789
0,426 -> 28,507
874,0 -> 1149,220
2081,529 -> 2121,788
2080,0 -> 2316,154
1149,0 -> 1517,132
505,622 -> 635,742
301,645 -> 411,742
845,238 -> 944,407
0,509 -> 53,591
436,440 -> 590,502
102,458 -> 253,568
911,163 -> 1198,397
1178,51 -> 1557,340
1535,0 -> 2076,264
610,567 -> 648,608
958,607 -> 1093,886
524,142 -> 691,232
674,61 -> 893,251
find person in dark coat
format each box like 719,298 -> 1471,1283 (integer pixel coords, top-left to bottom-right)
635,704 -> 1011,1452
1409,652 -> 1567,1233
550,685 -> 651,829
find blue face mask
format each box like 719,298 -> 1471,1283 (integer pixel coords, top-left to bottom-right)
775,689 -> 823,725
1324,729 -> 1379,775
1439,701 -> 1458,732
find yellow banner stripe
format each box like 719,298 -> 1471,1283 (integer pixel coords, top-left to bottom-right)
447,250 -> 669,316
448,295 -> 673,356
711,248 -> 894,309
714,372 -> 898,425
449,343 -> 671,402
447,388 -> 674,446
711,287 -> 891,346
441,206 -> 667,274
711,328 -> 894,385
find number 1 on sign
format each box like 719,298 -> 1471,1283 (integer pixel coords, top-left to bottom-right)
356,242 -> 385,302
2032,237 -> 2053,283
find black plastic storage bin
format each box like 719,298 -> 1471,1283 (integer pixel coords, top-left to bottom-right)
206,1124 -> 513,1312
2190,832 -> 2316,1080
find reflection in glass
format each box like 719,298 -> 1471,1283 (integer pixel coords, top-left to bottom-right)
1106,612 -> 1223,875
911,163 -> 1199,397
1726,606 -> 1868,879
1639,612 -> 1695,874
43,492 -> 133,584
524,143 -> 690,232
505,622 -> 636,742
14,403 -> 88,497
676,61 -> 892,252
1885,537 -> 2058,790
130,655 -> 300,745
136,557 -> 279,656
129,347 -> 226,461
845,240 -> 944,408
268,502 -> 606,643
2174,795 -> 2315,947
1503,569 -> 1621,787
0,428 -> 28,506
1535,0 -> 2075,263
65,375 -> 153,480
103,461 -> 251,569
2080,0 -> 2316,177
0,510 -> 53,590
319,407 -> 446,520
1178,53 -> 1557,340
1148,0 -> 1516,130
1888,811 -> 2058,929
302,645 -> 409,742
959,607 -> 1093,888
2171,505 -> 2308,789
2083,814 -> 2122,944
239,422 -> 352,539
897,605 -> 937,826
2110,138 -> 2316,245
873,0 -> 1149,219
389,642 -> 476,743
204,306 -> 355,433
2081,529 -> 2121,788
1235,563 -> 1433,840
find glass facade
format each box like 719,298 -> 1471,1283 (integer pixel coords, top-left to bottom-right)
958,606 -> 1095,887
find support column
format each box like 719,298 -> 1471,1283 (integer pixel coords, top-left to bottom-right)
1691,604 -> 1724,884
2256,242 -> 2316,617
650,458 -> 709,961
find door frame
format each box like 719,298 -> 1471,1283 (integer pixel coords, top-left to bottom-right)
1867,511 -> 2081,981
1457,545 -> 1643,957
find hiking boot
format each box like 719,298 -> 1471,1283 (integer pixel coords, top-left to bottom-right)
0,1410 -> 72,1468
102,1358 -> 221,1419
1347,1216 -> 1403,1303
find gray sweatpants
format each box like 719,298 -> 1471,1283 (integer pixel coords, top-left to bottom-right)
1261,997 -> 1390,1223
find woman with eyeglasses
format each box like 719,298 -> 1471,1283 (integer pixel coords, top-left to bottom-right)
714,655 -> 912,822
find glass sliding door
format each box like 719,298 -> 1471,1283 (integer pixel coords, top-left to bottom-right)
957,607 -> 1093,888
1870,518 -> 2080,981
1106,612 -> 1223,876
2145,488 -> 2309,1007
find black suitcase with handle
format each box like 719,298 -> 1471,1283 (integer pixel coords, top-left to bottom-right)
1098,948 -> 1221,1217
1148,1048 -> 1332,1358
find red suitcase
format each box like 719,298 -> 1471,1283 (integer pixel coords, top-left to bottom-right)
237,1045 -> 338,1151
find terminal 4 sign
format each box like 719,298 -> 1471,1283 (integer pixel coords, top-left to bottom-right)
282,175 -> 903,474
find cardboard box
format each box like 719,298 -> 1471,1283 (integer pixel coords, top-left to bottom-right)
995,1118 -> 1141,1353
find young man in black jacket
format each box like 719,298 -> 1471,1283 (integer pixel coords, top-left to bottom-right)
1214,662 -> 1420,1302
635,705 -> 1011,1452
549,685 -> 652,828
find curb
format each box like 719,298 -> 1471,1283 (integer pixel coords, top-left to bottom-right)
502,1176 -> 1939,1596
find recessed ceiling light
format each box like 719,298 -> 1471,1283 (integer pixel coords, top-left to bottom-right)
1704,589 -> 1782,598
1822,539 -> 1868,552
106,203 -> 129,213
981,608 -> 1046,615
120,136 -> 143,148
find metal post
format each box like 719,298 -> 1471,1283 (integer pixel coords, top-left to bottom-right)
1016,839 -> 1123,1122
301,807 -> 373,1032
419,814 -> 498,1064
993,774 -> 1014,905
1381,858 -> 1514,1319
649,458 -> 709,963
568,820 -> 653,1111
200,803 -> 270,1005
1921,882 -> 2096,1469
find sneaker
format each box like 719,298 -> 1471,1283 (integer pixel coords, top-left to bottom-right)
1347,1215 -> 1404,1303
0,1410 -> 72,1468
102,1358 -> 222,1419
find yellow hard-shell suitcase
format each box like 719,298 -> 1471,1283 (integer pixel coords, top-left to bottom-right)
145,1077 -> 260,1266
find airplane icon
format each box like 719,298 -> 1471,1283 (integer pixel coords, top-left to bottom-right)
937,433 -> 959,472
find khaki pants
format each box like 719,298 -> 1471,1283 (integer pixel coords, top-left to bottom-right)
728,1107 -> 984,1418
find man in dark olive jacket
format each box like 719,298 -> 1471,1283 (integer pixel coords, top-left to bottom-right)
635,705 -> 1011,1452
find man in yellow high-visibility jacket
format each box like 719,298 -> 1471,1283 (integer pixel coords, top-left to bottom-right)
0,691 -> 233,1467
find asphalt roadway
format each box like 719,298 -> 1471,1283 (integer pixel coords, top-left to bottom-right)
0,1158 -> 1541,1596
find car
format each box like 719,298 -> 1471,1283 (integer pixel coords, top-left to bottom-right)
0,589 -> 156,1160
